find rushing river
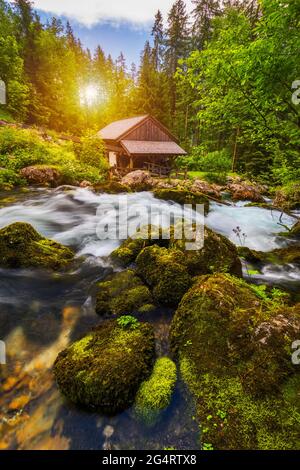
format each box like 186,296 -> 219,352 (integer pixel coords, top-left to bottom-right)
0,187 -> 298,450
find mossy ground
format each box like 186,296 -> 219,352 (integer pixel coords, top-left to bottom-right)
0,222 -> 74,270
53,319 -> 156,414
134,357 -> 177,427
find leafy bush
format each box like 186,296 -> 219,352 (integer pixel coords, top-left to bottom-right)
177,147 -> 232,173
0,168 -> 25,189
75,135 -> 108,172
0,126 -> 108,187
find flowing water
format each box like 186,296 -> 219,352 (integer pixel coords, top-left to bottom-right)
0,187 -> 298,450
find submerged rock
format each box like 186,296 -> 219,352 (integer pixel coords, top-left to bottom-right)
153,188 -> 209,214
53,319 -> 155,413
136,245 -> 192,306
95,269 -> 155,316
134,357 -> 177,427
0,222 -> 74,270
170,273 -> 300,449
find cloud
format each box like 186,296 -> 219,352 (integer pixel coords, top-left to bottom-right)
32,0 -> 193,28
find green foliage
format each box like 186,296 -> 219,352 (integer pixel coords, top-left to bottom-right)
134,357 -> 177,426
117,315 -> 140,330
0,168 -> 25,189
177,0 -> 300,181
74,134 -> 107,171
0,126 -> 107,187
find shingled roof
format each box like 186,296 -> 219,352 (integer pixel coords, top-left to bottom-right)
121,140 -> 186,155
97,115 -> 148,140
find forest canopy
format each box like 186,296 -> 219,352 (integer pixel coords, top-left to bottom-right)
0,0 -> 299,184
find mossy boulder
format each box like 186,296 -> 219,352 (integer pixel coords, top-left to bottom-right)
171,226 -> 242,277
0,222 -> 74,269
93,181 -> 131,194
95,269 -> 155,316
53,319 -> 156,413
136,245 -> 192,306
170,274 -> 300,449
134,357 -> 177,427
238,245 -> 300,266
153,188 -> 209,214
111,225 -> 169,267
112,224 -> 242,279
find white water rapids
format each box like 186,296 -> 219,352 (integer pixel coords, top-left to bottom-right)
0,187 -> 296,256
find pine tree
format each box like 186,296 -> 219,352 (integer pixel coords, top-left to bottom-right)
165,0 -> 190,123
151,10 -> 165,71
191,0 -> 221,50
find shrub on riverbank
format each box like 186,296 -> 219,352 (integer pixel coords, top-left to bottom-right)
0,126 -> 108,189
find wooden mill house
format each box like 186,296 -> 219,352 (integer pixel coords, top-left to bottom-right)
97,115 -> 187,177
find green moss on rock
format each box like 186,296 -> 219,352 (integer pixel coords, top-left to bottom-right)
96,269 -> 155,316
53,319 -> 156,413
134,357 -> 177,427
94,181 -> 131,194
0,222 -> 74,269
136,245 -> 192,306
111,225 -> 169,267
172,226 -> 242,277
170,274 -> 300,449
238,245 -> 300,266
153,188 -> 209,214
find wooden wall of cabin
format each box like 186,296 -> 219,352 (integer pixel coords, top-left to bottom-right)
124,120 -> 172,142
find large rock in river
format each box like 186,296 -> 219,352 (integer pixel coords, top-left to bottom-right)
0,222 -> 74,270
111,224 -> 242,279
95,269 -> 155,316
170,273 -> 300,449
53,319 -> 155,413
20,165 -> 62,187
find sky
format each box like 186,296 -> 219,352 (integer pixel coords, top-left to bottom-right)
31,0 -> 194,65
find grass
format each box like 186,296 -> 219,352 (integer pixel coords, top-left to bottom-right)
188,171 -> 239,182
